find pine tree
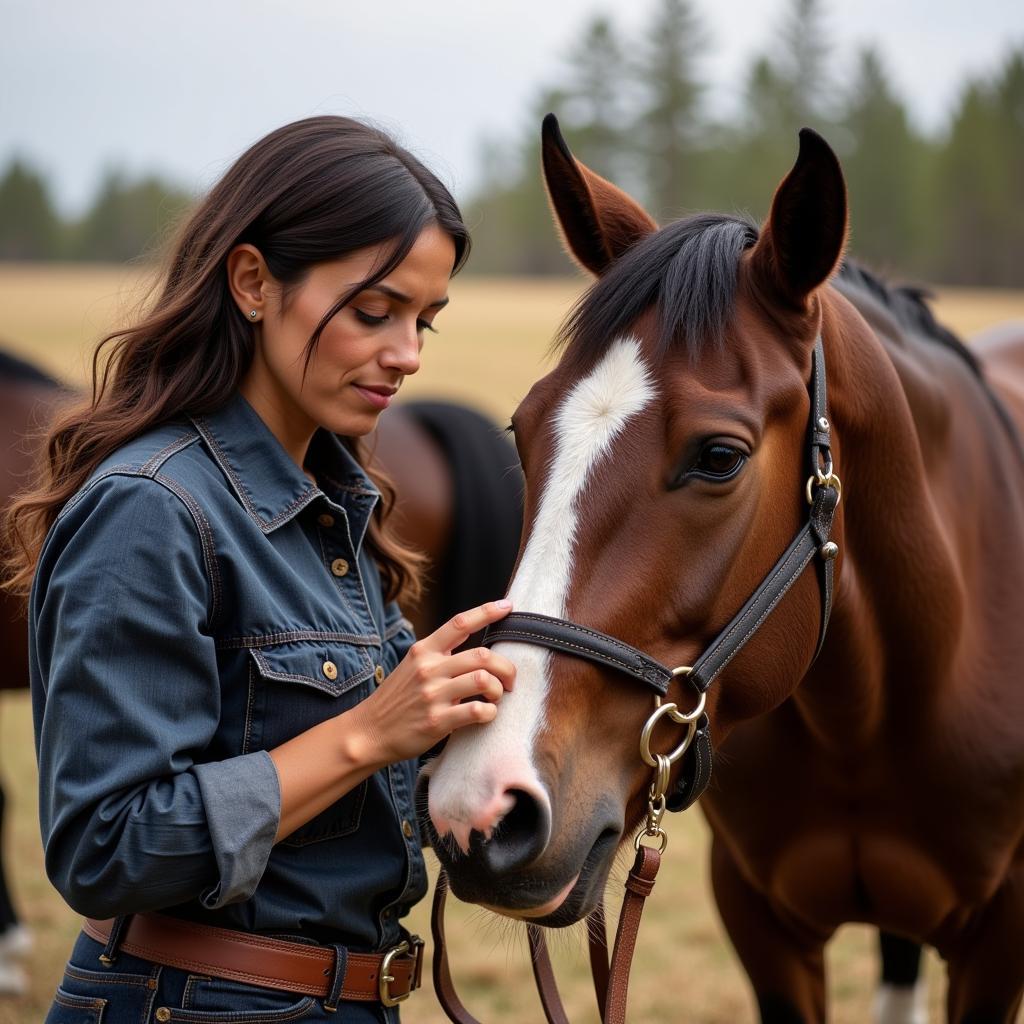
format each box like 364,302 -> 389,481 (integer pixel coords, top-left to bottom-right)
71,171 -> 191,262
723,0 -> 834,222
560,15 -> 632,187
776,0 -> 833,129
840,46 -> 928,275
0,159 -> 61,260
635,0 -> 707,220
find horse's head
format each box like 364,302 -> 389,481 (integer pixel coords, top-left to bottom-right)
423,116 -> 849,924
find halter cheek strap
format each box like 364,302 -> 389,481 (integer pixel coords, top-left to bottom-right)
481,337 -> 840,811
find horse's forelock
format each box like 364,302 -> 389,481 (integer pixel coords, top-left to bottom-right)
557,214 -> 759,372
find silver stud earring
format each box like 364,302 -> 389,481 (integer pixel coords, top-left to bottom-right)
249,310 -> 258,319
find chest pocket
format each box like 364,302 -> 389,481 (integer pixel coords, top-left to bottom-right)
243,638 -> 377,847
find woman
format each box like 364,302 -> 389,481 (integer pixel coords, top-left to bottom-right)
5,115 -> 516,1022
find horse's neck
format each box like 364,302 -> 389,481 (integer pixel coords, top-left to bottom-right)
794,289 -> 1015,749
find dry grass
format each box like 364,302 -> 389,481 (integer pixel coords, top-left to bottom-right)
1,266 -> 1023,1023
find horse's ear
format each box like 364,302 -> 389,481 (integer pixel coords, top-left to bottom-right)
542,113 -> 657,276
750,128 -> 848,310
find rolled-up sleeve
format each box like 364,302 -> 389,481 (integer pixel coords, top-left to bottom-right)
29,473 -> 280,918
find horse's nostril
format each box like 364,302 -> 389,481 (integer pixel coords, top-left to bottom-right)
471,788 -> 551,875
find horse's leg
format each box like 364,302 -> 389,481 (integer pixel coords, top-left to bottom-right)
0,780 -> 15,935
943,869 -> 1024,1023
710,836 -> 827,1023
0,740 -> 29,996
874,932 -> 927,1024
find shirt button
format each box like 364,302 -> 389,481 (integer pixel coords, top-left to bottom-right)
374,665 -> 386,684
322,661 -> 338,681
317,513 -> 335,528
331,558 -> 349,577
155,1010 -> 172,1023
402,819 -> 414,839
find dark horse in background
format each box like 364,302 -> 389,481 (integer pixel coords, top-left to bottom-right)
424,118 -> 1024,1021
0,353 -> 522,988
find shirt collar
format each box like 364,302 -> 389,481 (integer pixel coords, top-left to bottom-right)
191,392 -> 380,540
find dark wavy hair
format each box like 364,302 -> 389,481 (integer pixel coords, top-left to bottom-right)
4,115 -> 470,598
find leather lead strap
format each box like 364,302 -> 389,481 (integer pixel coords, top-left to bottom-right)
432,872 -> 483,1024
433,850 -> 661,1024
586,901 -> 610,1014
527,926 -> 570,1024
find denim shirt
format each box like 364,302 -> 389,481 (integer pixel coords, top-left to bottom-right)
29,392 -> 426,951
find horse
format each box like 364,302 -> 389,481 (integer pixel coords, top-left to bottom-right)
423,115 -> 1024,1022
0,353 -> 522,993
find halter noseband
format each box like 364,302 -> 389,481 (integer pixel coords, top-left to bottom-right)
482,336 -> 842,818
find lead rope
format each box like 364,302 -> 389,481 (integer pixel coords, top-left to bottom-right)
431,690 -> 695,1024
432,849 -> 661,1024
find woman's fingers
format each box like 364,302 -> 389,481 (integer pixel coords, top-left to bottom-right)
441,647 -> 516,692
433,669 -> 505,706
420,600 -> 513,654
443,699 -> 499,732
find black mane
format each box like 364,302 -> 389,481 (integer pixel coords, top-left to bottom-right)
556,213 -> 976,377
835,260 -> 980,375
558,213 -> 758,366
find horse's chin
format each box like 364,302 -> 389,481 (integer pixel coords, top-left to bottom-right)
452,825 -> 622,929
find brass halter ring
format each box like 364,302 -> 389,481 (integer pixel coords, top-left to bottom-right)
639,666 -> 706,767
805,468 -> 843,506
636,666 -> 707,851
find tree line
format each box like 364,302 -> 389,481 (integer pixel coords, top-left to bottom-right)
467,0 -> 1024,286
1,0 -> 1021,285
0,164 -> 191,265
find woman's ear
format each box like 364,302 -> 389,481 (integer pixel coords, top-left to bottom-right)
227,244 -> 270,322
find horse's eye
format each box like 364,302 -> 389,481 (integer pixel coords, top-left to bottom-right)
691,443 -> 746,481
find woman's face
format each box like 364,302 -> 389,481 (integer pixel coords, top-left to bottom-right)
240,222 -> 456,450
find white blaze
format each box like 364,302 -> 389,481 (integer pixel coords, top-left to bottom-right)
427,337 -> 656,849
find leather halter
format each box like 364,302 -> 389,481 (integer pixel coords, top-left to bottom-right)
481,335 -> 840,811
432,338 -> 842,1024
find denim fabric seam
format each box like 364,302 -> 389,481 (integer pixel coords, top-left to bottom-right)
351,566 -> 382,653
191,415 -> 266,526
378,766 -> 413,942
164,999 -> 318,1023
63,963 -> 159,988
382,619 -> 413,643
314,526 -> 367,630
242,662 -> 258,755
145,965 -> 163,1019
249,648 -> 374,694
193,414 -> 323,535
56,465 -> 135,520
260,492 -> 323,534
53,988 -> 107,1011
181,972 -> 211,1008
217,630 -> 381,650
140,432 -> 200,477
154,473 -> 223,629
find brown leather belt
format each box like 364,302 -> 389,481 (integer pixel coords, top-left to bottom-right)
83,914 -> 424,1006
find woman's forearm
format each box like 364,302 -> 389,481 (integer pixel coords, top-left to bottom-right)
268,708 -> 386,844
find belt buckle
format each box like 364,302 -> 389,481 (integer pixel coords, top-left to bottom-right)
379,937 -> 423,1007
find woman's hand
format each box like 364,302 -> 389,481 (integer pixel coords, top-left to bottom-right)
349,599 -> 516,767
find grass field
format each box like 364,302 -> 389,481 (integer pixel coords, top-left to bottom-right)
1,265 -> 1023,1023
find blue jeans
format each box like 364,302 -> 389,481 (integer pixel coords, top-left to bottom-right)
47,932 -> 401,1023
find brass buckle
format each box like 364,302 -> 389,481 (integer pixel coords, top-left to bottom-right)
379,938 -> 422,1007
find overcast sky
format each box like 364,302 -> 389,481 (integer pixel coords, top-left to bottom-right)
3,0 -> 1021,215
